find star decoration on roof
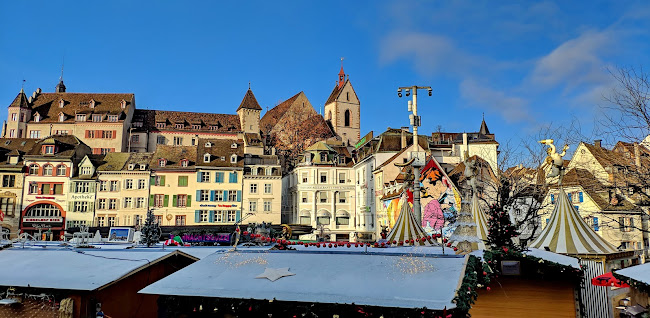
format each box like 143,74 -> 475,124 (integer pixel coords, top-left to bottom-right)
255,267 -> 295,282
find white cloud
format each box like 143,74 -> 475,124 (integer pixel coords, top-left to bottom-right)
459,79 -> 533,123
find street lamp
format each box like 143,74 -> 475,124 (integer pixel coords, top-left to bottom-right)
397,85 -> 432,224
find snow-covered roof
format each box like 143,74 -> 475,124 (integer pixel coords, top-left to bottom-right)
615,263 -> 650,285
140,250 -> 468,310
469,248 -> 580,269
0,248 -> 196,291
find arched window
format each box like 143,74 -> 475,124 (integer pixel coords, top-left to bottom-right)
26,203 -> 61,218
56,165 -> 67,176
327,111 -> 332,121
29,164 -> 39,175
344,109 -> 351,127
43,164 -> 53,176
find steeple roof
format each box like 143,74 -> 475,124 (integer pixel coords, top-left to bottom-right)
529,188 -> 618,254
479,117 -> 490,135
8,90 -> 29,109
237,88 -> 262,111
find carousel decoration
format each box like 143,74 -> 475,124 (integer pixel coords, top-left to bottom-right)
449,153 -> 487,253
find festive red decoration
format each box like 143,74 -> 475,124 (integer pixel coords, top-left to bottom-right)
243,231 -> 249,236
503,247 -> 509,253
483,271 -> 487,276
271,238 -> 276,242
392,240 -> 397,245
328,243 -> 333,248
410,239 -> 414,244
446,243 -> 452,247
487,287 -> 491,291
420,237 -> 426,242
443,238 -> 448,243
316,244 -> 320,248
399,241 -> 403,245
381,242 -> 386,247
366,243 -> 371,247
453,247 -> 458,251
347,243 -> 351,248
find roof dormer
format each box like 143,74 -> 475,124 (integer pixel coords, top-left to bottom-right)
34,112 -> 41,122
203,153 -> 211,163
58,99 -> 65,108
230,154 -> 237,163
58,112 -> 66,122
231,143 -> 238,149
158,158 -> 167,167
180,159 -> 189,167
89,99 -> 96,108
120,99 -> 127,109
205,142 -> 212,148
128,163 -> 135,170
139,164 -> 147,171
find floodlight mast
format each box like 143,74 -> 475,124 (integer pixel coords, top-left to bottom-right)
397,85 -> 432,224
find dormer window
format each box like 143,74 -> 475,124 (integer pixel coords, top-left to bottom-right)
43,145 -> 55,155
128,163 -> 135,170
230,154 -> 237,163
180,159 -> 189,167
205,142 -> 212,148
139,164 -> 147,171
76,114 -> 86,122
80,166 -> 92,175
89,99 -> 96,108
120,99 -> 127,109
59,113 -> 66,122
320,153 -> 327,162
158,159 -> 167,167
203,153 -> 211,163
210,126 -> 218,131
108,115 -> 118,122
92,114 -> 102,122
221,156 -> 225,161
156,123 -> 165,129
175,124 -> 184,129
34,113 -> 41,122
231,143 -> 238,149
192,124 -> 201,130
59,99 -> 65,108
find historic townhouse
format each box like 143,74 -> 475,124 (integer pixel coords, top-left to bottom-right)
284,140 -> 356,241
95,152 -> 152,227
149,146 -> 197,226
67,154 -> 102,229
0,138 -> 37,238
429,119 -> 499,174
4,81 -> 135,153
193,139 -> 244,225
21,135 -> 91,238
242,153 -> 282,224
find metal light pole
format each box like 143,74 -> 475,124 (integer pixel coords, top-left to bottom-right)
397,86 -> 432,224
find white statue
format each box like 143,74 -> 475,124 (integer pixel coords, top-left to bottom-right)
463,152 -> 478,194
539,139 -> 569,183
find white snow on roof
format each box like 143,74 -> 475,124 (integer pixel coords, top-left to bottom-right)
140,250 -> 467,310
0,248 -> 185,291
469,248 -> 580,269
615,263 -> 650,285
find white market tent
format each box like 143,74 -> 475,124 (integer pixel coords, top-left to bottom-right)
615,263 -> 650,285
0,248 -> 197,291
386,197 -> 436,246
529,188 -> 617,254
471,194 -> 489,250
140,250 -> 468,310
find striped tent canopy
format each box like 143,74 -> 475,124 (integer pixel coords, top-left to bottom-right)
386,197 -> 436,246
530,188 -> 617,254
471,194 -> 489,250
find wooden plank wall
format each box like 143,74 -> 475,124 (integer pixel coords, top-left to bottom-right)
470,276 -> 576,318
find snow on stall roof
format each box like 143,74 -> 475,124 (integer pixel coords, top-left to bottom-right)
140,250 -> 467,310
469,248 -> 579,269
0,248 -> 192,291
615,263 -> 650,286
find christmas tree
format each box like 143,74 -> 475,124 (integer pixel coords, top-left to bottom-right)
485,203 -> 519,252
449,195 -> 482,254
140,209 -> 161,247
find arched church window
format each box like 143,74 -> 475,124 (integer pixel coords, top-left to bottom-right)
344,109 -> 351,127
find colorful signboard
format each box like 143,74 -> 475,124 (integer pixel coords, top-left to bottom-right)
181,233 -> 231,244
108,227 -> 134,242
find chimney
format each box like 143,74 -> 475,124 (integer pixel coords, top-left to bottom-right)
462,133 -> 469,158
635,142 -> 641,166
594,140 -> 602,148
401,127 -> 409,149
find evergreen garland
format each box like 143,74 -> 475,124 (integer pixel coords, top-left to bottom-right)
452,255 -> 491,317
140,209 -> 161,247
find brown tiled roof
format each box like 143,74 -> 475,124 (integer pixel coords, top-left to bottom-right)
237,89 -> 262,111
150,145 -> 197,170
554,168 -> 641,212
152,110 -> 241,133
28,93 -> 134,123
196,139 -> 244,168
0,138 -> 38,166
260,92 -> 302,134
132,109 -> 156,131
8,91 -> 29,109
244,133 -> 263,147
24,135 -> 86,158
325,84 -> 341,105
448,155 -> 497,183
96,153 -> 130,171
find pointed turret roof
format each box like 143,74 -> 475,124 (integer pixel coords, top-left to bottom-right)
9,90 -> 29,109
479,117 -> 490,135
237,88 -> 262,111
386,196 -> 436,246
530,188 -> 617,254
55,79 -> 66,93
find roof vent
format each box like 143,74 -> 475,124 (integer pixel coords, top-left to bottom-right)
36,88 -> 42,94
28,96 -> 33,103
139,164 -> 147,171
205,142 -> 212,148
231,143 -> 238,149
128,163 -> 135,170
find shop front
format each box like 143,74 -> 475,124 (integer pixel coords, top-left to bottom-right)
20,202 -> 66,240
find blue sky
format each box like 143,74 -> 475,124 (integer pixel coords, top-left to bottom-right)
2,1 -> 650,151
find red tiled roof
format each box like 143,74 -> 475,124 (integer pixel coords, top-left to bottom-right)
260,92 -> 302,134
152,110 -> 241,133
28,93 -> 134,123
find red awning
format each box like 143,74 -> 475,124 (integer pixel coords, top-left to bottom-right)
591,272 -> 630,288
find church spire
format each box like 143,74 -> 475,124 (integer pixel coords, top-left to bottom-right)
55,61 -> 66,93
479,114 -> 490,135
338,57 -> 345,89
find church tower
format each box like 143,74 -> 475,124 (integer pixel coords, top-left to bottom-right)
236,86 -> 262,134
324,66 -> 360,146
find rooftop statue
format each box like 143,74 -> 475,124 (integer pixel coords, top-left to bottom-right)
539,139 -> 569,184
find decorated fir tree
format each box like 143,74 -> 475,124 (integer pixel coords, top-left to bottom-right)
140,209 -> 161,247
485,203 -> 519,252
449,196 -> 482,254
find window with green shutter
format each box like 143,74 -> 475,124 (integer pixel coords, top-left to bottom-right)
187,195 -> 192,207
178,176 -> 188,187
149,194 -> 154,207
160,176 -> 166,186
163,195 -> 169,207
172,195 -> 177,207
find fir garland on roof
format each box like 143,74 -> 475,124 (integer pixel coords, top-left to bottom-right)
482,249 -> 584,285
452,255 -> 491,316
613,272 -> 650,296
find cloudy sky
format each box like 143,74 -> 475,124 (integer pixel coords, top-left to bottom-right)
2,1 -> 649,150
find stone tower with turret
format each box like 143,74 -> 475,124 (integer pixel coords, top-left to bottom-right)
324,66 -> 360,146
237,87 -> 262,134
5,87 -> 33,138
